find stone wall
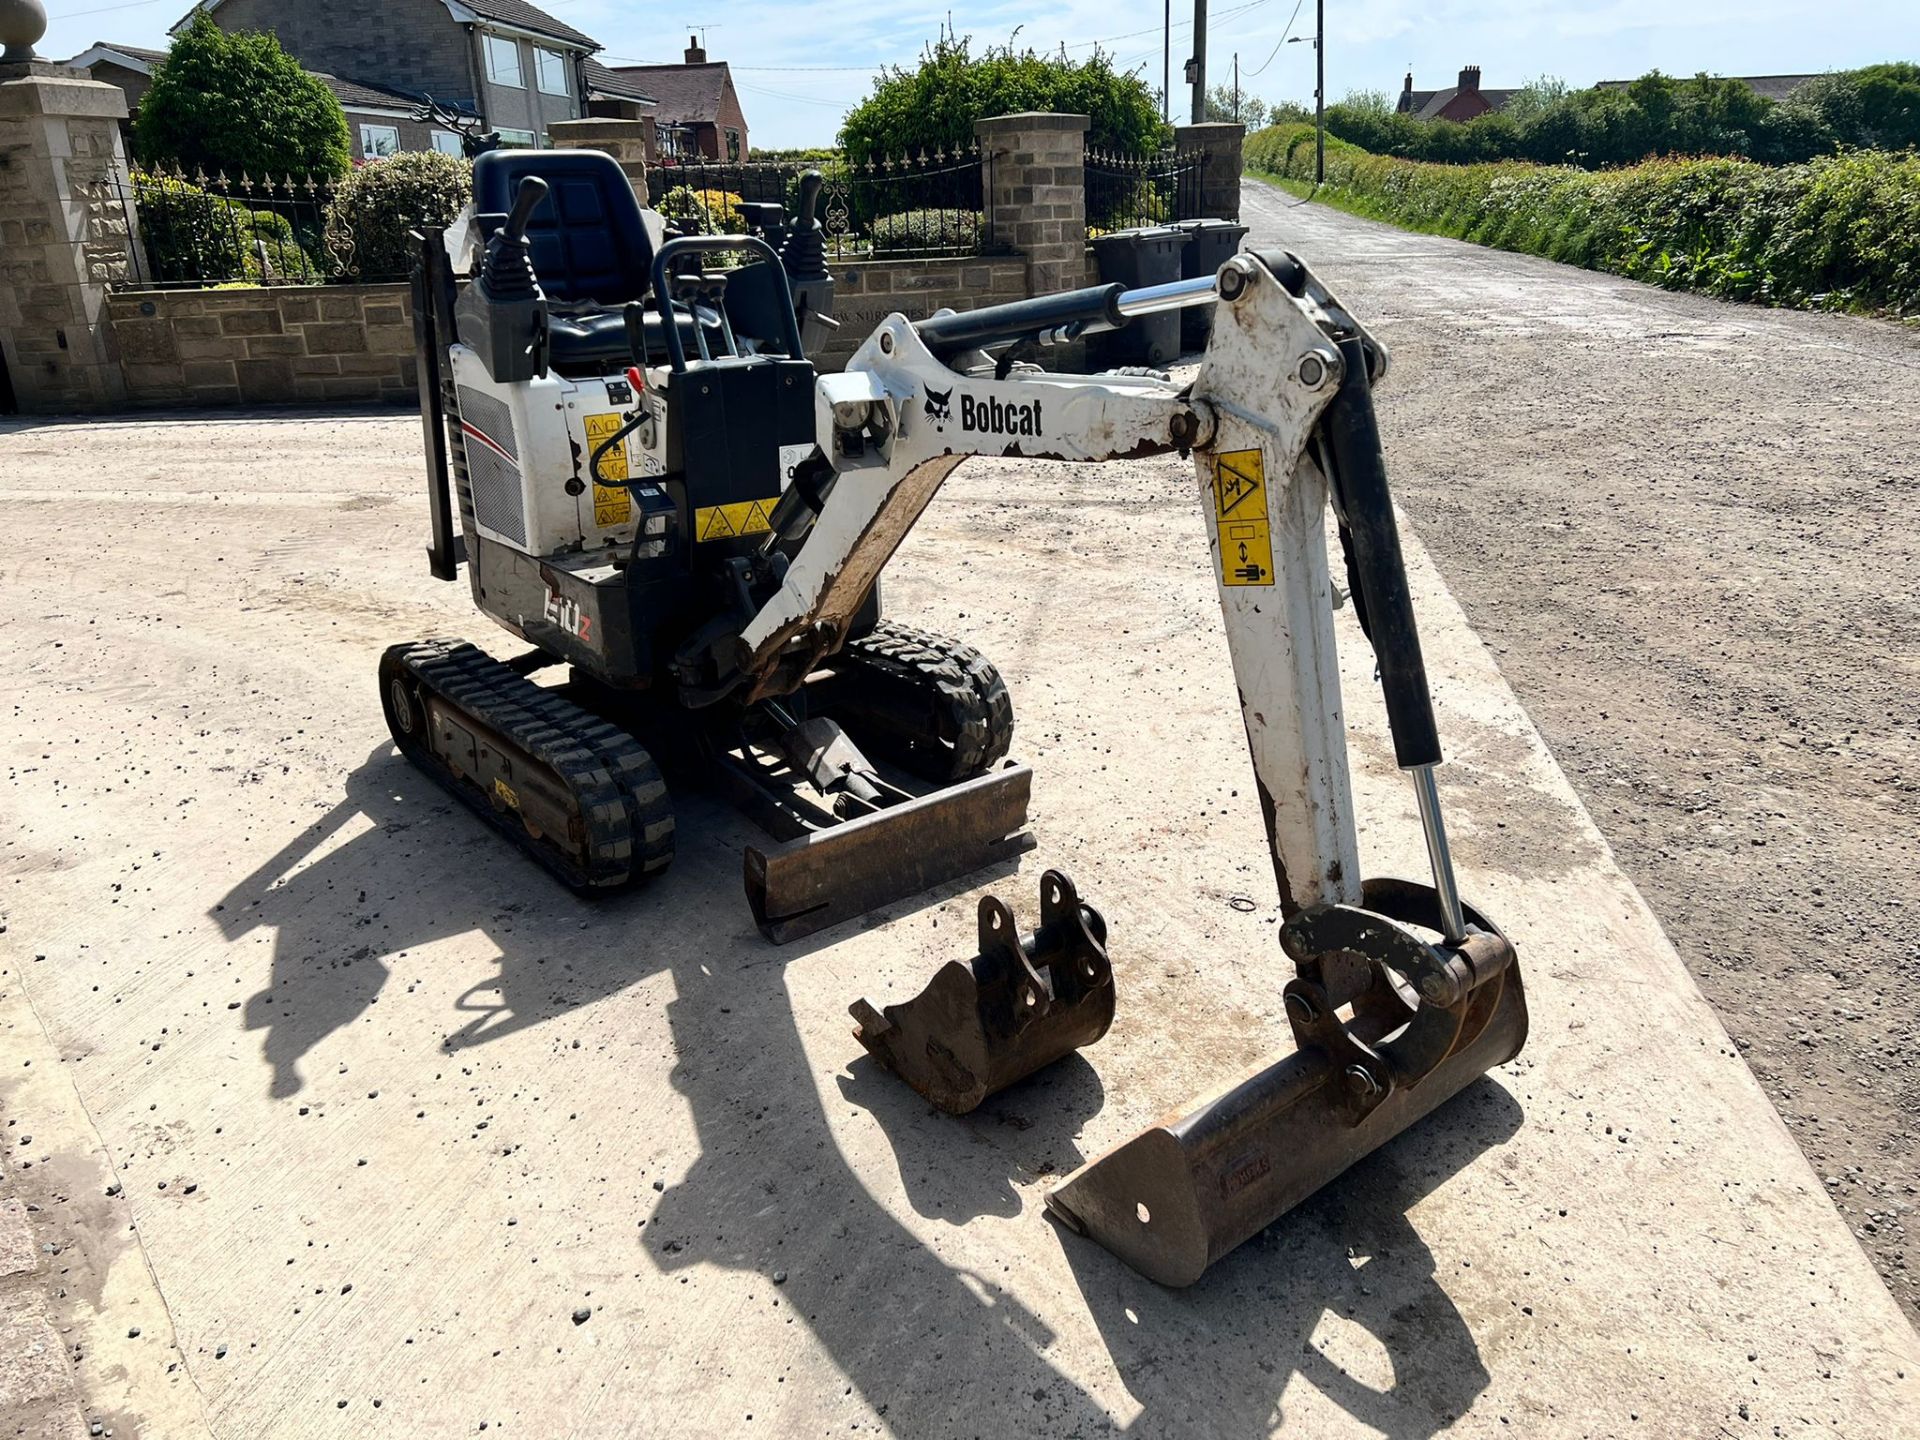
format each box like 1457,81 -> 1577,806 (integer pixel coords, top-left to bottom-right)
107,285 -> 415,407
0,65 -> 135,412
1175,122 -> 1247,222
812,256 -> 1030,370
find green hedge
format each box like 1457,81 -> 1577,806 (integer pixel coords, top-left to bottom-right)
868,208 -> 985,254
1245,123 -> 1920,316
323,151 -> 472,281
133,171 -> 322,284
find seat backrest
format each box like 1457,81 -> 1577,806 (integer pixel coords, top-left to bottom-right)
472,149 -> 654,307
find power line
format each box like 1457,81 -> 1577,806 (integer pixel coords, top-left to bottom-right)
51,0 -> 176,18
1241,0 -> 1303,78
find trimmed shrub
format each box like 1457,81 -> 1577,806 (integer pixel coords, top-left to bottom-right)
868,209 -> 986,254
1245,123 -> 1920,316
134,14 -> 351,181
323,150 -> 472,281
132,171 -> 321,283
840,36 -> 1167,165
660,185 -> 747,235
133,172 -> 246,282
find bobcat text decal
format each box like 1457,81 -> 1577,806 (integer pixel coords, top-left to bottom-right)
960,394 -> 1044,438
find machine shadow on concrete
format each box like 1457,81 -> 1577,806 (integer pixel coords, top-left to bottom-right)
212,740 -> 1512,1437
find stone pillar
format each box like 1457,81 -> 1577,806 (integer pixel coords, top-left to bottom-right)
546,117 -> 649,203
1175,121 -> 1246,221
975,112 -> 1090,297
0,61 -> 135,412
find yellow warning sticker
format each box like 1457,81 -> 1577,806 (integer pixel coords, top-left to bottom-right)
582,413 -> 632,528
694,498 -> 775,543
1212,448 -> 1274,586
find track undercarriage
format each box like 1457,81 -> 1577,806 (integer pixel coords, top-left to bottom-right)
379,620 -> 1023,936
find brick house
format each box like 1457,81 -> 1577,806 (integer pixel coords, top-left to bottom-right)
611,38 -> 750,162
65,43 -> 461,164
1398,66 -> 1517,122
165,0 -> 626,150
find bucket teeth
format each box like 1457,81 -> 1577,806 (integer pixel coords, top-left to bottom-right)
849,870 -> 1115,1114
1046,877 -> 1527,1287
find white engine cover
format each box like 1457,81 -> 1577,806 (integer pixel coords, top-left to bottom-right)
447,346 -> 667,559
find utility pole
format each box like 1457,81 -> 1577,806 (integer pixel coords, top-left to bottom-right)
1163,0 -> 1171,124
1314,0 -> 1325,182
1233,51 -> 1240,120
1190,0 -> 1207,125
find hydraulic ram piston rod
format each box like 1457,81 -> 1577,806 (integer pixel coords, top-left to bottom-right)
915,275 -> 1224,358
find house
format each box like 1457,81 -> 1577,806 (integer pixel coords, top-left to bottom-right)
610,38 -> 749,162
1595,74 -> 1822,102
1398,66 -> 1517,122
65,41 -> 470,163
165,0 -> 627,149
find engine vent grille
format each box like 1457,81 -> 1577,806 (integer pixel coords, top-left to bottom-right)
455,385 -> 517,460
464,439 -> 527,547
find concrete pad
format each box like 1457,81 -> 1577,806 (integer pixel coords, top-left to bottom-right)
1,410 -> 1916,1436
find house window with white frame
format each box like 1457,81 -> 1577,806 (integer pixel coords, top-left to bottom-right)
497,128 -> 537,148
484,33 -> 523,88
535,47 -> 569,96
359,124 -> 400,159
431,131 -> 465,157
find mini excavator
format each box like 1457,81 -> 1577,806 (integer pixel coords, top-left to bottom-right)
388,149 -> 1527,1286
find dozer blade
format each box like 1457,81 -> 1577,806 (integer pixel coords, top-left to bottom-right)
850,870 -> 1114,1114
744,763 -> 1035,944
1046,878 -> 1527,1287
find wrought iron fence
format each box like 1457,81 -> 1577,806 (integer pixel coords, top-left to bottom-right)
647,145 -> 1001,259
1083,145 -> 1207,234
83,166 -> 386,289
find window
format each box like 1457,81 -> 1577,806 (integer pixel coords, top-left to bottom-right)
359,124 -> 400,159
725,129 -> 741,161
497,128 -> 537,148
431,131 -> 465,157
535,47 -> 569,96
483,33 -> 523,88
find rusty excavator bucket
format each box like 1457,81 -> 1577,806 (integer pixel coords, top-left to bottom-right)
850,870 -> 1114,1114
1046,879 -> 1527,1286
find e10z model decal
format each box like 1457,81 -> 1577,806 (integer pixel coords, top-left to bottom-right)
543,588 -> 593,641
1212,449 -> 1274,587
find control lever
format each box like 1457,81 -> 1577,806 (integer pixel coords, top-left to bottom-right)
503,173 -> 548,243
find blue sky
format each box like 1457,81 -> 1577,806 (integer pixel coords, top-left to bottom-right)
37,0 -> 1918,148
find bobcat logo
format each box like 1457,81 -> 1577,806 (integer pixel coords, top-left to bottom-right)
922,385 -> 953,431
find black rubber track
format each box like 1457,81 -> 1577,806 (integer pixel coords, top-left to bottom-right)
822,620 -> 1015,783
380,639 -> 674,891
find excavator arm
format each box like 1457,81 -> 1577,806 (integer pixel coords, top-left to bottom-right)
749,250 -> 1529,1286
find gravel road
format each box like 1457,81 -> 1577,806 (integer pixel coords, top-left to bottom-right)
1243,179 -> 1920,1320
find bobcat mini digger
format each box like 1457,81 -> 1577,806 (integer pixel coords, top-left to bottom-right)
386,149 -> 1528,1287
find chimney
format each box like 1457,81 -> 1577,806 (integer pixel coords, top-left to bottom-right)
685,35 -> 706,64
1403,71 -> 1414,96
1458,64 -> 1481,93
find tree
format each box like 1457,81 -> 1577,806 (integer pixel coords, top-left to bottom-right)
1339,88 -> 1395,117
1204,83 -> 1270,129
1504,75 -> 1569,124
839,35 -> 1167,163
134,14 -> 352,181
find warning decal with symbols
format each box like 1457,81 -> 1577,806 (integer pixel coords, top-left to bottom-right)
1212,448 -> 1273,586
694,499 -> 775,543
582,413 -> 633,529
